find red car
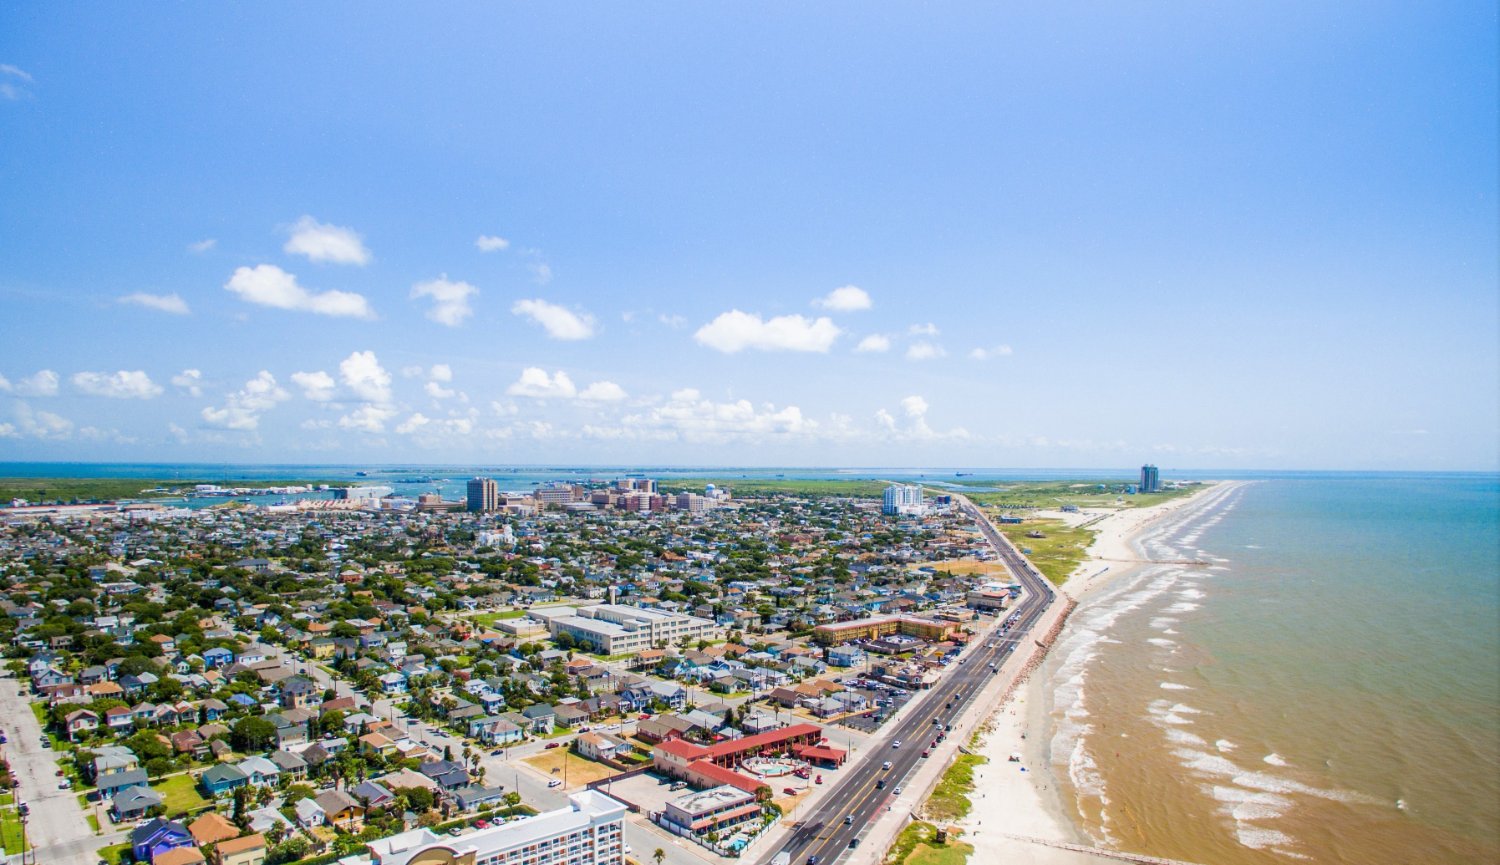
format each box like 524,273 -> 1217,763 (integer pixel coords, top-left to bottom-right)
474,819 -> 491,829
783,787 -> 798,796
545,742 -> 561,749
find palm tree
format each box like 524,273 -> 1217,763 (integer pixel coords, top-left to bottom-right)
653,848 -> 665,865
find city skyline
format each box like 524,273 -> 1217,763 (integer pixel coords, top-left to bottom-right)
1,4 -> 1496,470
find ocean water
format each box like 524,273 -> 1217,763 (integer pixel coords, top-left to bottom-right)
1043,476 -> 1500,864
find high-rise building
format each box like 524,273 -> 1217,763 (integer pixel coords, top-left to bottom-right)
467,477 -> 499,512
1140,464 -> 1161,493
882,483 -> 924,515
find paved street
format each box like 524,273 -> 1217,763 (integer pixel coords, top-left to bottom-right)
0,676 -> 112,865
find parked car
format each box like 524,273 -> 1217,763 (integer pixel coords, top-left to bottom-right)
548,779 -> 563,788
545,742 -> 561,749
783,787 -> 797,795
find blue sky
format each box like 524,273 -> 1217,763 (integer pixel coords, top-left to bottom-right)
1,3 -> 1495,470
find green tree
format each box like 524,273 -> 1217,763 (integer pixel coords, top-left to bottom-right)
231,716 -> 277,751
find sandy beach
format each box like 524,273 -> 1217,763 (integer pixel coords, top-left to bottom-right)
958,484 -> 1232,865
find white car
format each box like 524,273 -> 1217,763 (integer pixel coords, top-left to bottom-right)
548,779 -> 563,788
892,740 -> 901,749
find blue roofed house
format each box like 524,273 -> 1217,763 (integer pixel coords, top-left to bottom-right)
200,763 -> 249,796
130,817 -> 194,864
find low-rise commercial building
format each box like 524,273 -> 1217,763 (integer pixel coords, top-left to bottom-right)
659,785 -> 761,837
546,604 -> 721,655
811,615 -> 960,646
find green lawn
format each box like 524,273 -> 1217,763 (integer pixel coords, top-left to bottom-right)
994,518 -> 1097,587
98,841 -> 131,865
155,772 -> 210,814
472,609 -> 528,627
884,822 -> 971,865
0,805 -> 28,855
966,480 -> 1201,510
924,753 -> 986,823
0,476 -> 337,503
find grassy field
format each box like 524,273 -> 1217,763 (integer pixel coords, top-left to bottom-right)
155,772 -> 210,815
0,804 -> 27,856
98,841 -> 131,865
914,557 -> 1012,580
521,750 -> 617,788
966,481 -> 1201,511
471,609 -> 528,627
884,822 -> 971,865
0,476 -> 338,504
924,753 -> 986,822
994,518 -> 1096,586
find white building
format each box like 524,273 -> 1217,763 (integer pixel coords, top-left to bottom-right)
547,604 -> 722,655
882,484 -> 925,516
367,790 -> 626,865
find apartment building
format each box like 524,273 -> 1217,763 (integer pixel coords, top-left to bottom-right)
367,791 -> 626,865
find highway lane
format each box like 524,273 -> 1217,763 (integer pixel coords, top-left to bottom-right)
762,499 -> 1056,865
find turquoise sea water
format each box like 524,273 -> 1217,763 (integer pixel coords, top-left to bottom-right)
1046,475 -> 1500,863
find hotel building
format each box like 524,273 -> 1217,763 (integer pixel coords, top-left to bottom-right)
366,790 -> 625,865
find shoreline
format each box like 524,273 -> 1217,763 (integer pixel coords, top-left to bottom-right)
958,482 -> 1241,865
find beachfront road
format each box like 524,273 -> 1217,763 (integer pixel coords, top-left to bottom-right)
759,498 -> 1055,865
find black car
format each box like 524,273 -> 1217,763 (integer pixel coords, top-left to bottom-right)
849,839 -> 860,849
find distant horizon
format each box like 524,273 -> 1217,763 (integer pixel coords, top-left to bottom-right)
1,460 -> 1495,477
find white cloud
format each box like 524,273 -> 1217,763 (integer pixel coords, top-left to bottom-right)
578,381 -> 628,402
396,412 -> 474,438
425,381 -> 457,400
120,292 -> 190,315
876,394 -> 968,441
855,334 -> 892,353
71,370 -> 163,400
338,350 -> 392,403
338,403 -> 398,434
476,235 -> 510,252
618,388 -> 815,443
530,262 -> 553,285
694,310 -> 841,353
429,363 -> 453,383
909,322 -> 941,336
4,402 -> 72,439
5,367 -> 57,395
906,341 -> 946,361
969,345 -> 1014,360
658,313 -> 687,329
0,64 -> 34,101
171,369 -> 203,397
201,371 -> 289,430
283,215 -> 371,265
507,367 -> 576,399
3,370 -> 59,397
290,370 -> 337,402
187,238 -> 217,253
512,298 -> 597,340
224,264 -> 375,319
411,276 -> 479,327
813,285 -> 872,312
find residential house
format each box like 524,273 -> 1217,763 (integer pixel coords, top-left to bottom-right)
188,812 -> 241,847
97,768 -> 151,800
111,785 -> 165,821
314,789 -> 364,827
65,708 -> 99,741
237,755 -> 280,787
130,818 -> 194,864
199,764 -> 249,796
214,832 -> 267,865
